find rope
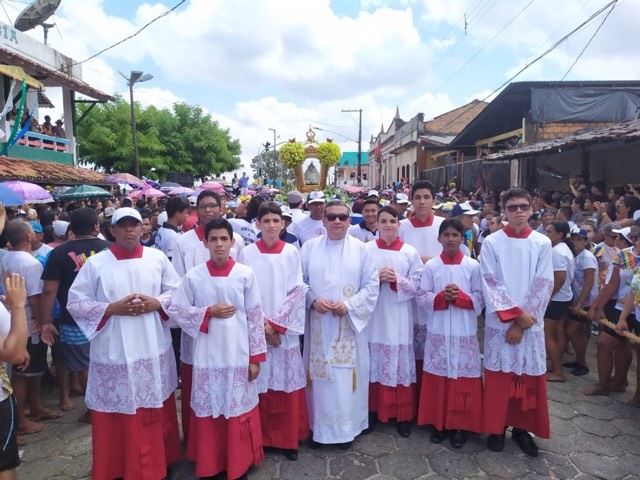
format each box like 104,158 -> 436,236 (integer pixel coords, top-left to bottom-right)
577,309 -> 640,345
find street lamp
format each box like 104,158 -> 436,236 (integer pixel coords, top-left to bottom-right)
119,70 -> 154,178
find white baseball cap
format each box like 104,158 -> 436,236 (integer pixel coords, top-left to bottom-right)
187,196 -> 197,207
307,191 -> 326,204
111,207 -> 142,226
368,190 -> 379,198
393,193 -> 409,204
53,220 -> 69,238
281,206 -> 293,219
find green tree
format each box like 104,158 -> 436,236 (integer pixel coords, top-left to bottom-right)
76,96 -> 242,180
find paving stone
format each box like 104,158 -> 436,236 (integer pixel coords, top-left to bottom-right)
475,452 -> 529,479
547,388 -> 579,405
570,431 -> 625,456
378,453 -> 430,480
548,400 -> 579,420
18,455 -> 73,479
57,422 -> 92,441
394,429 -> 444,456
616,453 -> 640,477
329,452 -> 378,480
248,455 -> 279,480
570,452 -> 628,480
550,417 -> 580,436
571,415 -> 620,437
280,452 -> 328,479
578,391 -> 616,407
537,434 -> 577,456
59,435 -> 92,458
352,431 -> 397,457
523,452 -> 579,479
610,418 -> 640,437
574,401 -> 619,420
427,449 -> 479,479
613,433 -> 640,455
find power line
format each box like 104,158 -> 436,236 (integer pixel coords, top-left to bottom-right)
561,0 -> 617,80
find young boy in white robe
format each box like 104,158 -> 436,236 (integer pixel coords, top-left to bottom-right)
417,218 -> 484,448
168,217 -> 267,480
480,188 -> 553,458
239,202 -> 309,461
365,205 -> 422,438
67,207 -> 181,480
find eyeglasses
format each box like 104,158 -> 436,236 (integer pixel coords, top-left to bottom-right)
505,203 -> 531,212
325,214 -> 350,222
198,203 -> 219,210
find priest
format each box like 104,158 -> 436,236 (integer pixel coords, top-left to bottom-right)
300,200 -> 379,450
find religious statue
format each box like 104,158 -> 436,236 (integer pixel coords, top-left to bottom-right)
303,161 -> 320,185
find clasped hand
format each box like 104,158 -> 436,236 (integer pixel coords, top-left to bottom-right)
444,283 -> 459,303
379,267 -> 397,283
111,293 -> 161,317
313,299 -> 347,316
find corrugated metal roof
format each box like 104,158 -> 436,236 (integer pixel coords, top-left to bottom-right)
338,151 -> 370,167
0,156 -> 106,185
485,120 -> 640,160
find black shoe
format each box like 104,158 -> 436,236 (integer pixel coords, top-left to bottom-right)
449,430 -> 467,449
338,441 -> 352,450
396,421 -> 412,438
282,449 -> 298,461
562,361 -> 580,369
307,438 -> 321,449
430,428 -> 448,444
512,428 -> 539,457
487,433 -> 506,452
571,365 -> 590,376
362,412 -> 377,435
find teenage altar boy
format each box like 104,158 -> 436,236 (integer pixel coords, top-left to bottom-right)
365,205 -> 422,438
168,217 -> 267,480
67,207 -> 181,480
417,218 -> 484,449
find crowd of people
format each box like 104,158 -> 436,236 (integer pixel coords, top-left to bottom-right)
0,175 -> 638,479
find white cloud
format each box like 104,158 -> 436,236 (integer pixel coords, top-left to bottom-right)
134,87 -> 186,110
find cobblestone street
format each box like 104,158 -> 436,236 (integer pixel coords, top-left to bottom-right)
18,341 -> 640,480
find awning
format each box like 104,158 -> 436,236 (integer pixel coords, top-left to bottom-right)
0,50 -> 112,102
0,155 -> 106,185
0,64 -> 43,90
38,90 -> 54,108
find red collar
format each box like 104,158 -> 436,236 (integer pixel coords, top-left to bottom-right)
503,225 -> 533,239
376,237 -> 403,251
194,224 -> 205,241
440,250 -> 464,265
255,239 -> 285,254
408,213 -> 434,228
110,243 -> 144,260
206,258 -> 235,277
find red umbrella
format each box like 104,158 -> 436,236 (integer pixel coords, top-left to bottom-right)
199,181 -> 225,192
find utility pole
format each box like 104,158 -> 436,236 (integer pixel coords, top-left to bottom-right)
342,108 -> 362,185
269,128 -> 277,185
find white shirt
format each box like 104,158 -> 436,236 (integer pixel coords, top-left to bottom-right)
551,242 -> 575,302
290,216 -> 326,245
1,251 -> 43,335
348,222 -> 378,243
228,218 -> 258,245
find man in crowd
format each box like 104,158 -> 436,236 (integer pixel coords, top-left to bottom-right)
154,196 -> 190,261
480,187 -> 553,457
390,193 -> 410,220
450,202 -> 481,258
67,207 -> 181,480
287,190 -> 307,223
40,208 -> 111,418
348,198 -> 379,243
290,191 -> 327,245
301,200 -> 379,450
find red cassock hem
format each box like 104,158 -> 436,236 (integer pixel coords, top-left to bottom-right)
258,388 -> 309,449
369,382 -> 416,422
180,362 -> 193,441
91,393 -> 181,480
186,406 -> 264,479
482,369 -> 550,438
417,371 -> 483,433
415,359 -> 424,406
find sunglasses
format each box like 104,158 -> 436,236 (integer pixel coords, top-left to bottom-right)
325,214 -> 350,222
505,203 -> 531,212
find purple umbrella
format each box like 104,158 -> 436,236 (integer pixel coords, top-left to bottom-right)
104,173 -> 145,187
168,186 -> 195,196
2,181 -> 53,203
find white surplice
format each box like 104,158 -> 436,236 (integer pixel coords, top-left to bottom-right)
167,259 -> 267,418
417,252 -> 484,379
300,235 -> 379,443
480,227 -> 554,376
398,214 -> 444,361
238,240 -> 307,394
365,238 -> 422,387
172,224 -> 244,365
67,246 -> 180,414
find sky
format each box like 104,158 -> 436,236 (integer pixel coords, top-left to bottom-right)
1,0 -> 637,177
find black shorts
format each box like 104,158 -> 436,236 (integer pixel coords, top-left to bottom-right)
0,395 -> 20,472
545,300 -> 572,321
568,306 -> 590,324
13,337 -> 47,377
602,300 -> 640,339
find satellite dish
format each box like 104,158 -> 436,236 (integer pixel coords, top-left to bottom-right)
14,0 -> 61,45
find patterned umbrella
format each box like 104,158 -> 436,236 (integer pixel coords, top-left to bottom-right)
129,188 -> 166,199
0,184 -> 25,206
2,181 -> 53,203
168,186 -> 195,196
104,173 -> 145,187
